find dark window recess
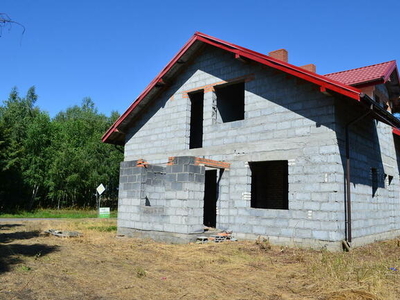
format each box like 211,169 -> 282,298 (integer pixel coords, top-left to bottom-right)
203,170 -> 218,227
189,90 -> 204,149
371,168 -> 378,197
216,82 -> 244,122
250,160 -> 288,209
388,175 -> 393,185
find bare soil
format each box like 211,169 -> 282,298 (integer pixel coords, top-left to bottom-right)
0,219 -> 399,300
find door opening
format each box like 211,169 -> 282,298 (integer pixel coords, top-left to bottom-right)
203,169 -> 218,227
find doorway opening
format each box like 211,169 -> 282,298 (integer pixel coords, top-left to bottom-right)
203,169 -> 218,227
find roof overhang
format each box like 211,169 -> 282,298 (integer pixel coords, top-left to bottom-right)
393,127 -> 400,136
360,94 -> 400,128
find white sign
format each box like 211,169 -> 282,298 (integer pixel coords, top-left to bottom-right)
99,207 -> 110,218
96,183 -> 106,195
99,207 -> 110,214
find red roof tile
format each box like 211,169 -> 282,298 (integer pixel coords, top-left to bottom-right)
324,60 -> 396,86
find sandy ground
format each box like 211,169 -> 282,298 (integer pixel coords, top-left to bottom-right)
0,219 -> 398,300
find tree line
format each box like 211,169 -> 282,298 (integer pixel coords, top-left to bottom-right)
0,87 -> 123,211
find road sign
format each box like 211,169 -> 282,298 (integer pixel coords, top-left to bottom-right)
96,183 -> 105,195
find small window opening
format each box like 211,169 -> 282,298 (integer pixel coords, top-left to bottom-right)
383,174 -> 394,187
216,82 -> 244,122
371,168 -> 378,197
189,90 -> 204,149
250,160 -> 288,209
388,175 -> 394,185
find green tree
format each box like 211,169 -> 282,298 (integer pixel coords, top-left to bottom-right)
0,87 -> 41,210
0,88 -> 123,211
22,112 -> 53,209
48,98 -> 122,208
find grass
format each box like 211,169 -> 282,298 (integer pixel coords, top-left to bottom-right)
306,240 -> 400,297
87,225 -> 118,232
0,208 -> 117,219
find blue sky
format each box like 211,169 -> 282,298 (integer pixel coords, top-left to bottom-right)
2,1 -> 400,117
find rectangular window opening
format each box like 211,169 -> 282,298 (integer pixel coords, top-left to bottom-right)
216,81 -> 244,122
189,90 -> 204,149
250,160 -> 288,209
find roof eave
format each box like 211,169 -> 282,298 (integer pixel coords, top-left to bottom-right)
382,60 -> 398,82
351,78 -> 386,88
361,94 -> 400,128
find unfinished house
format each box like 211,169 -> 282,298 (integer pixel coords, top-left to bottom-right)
102,32 -> 400,250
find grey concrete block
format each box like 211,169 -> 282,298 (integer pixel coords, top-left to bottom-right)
171,182 -> 183,191
194,174 -> 204,183
174,156 -> 196,165
312,230 -> 330,241
177,173 -> 194,182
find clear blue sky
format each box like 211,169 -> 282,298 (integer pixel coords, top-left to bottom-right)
2,0 -> 400,117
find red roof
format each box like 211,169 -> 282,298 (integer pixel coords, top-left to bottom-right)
102,32 -> 365,144
324,60 -> 397,87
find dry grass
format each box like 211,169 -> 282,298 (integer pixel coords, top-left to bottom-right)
0,219 -> 399,300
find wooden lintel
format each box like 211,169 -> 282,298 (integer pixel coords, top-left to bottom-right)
195,157 -> 230,169
136,159 -> 148,168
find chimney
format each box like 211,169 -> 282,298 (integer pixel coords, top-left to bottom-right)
300,64 -> 317,73
268,49 -> 288,62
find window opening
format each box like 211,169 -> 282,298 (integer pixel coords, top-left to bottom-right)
189,90 -> 204,149
371,168 -> 378,197
216,82 -> 244,122
388,175 -> 393,185
250,160 -> 288,209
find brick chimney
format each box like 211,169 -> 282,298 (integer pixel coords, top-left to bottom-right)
268,49 -> 288,62
300,64 -> 317,73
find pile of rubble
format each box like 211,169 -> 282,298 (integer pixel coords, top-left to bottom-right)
44,229 -> 82,238
196,231 -> 237,244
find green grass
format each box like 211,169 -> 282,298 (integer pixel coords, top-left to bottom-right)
0,208 -> 117,219
88,225 -> 118,232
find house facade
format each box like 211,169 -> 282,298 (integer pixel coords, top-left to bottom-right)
103,32 -> 400,250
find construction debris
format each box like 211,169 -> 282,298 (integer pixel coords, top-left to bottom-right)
196,231 -> 236,244
44,229 -> 82,238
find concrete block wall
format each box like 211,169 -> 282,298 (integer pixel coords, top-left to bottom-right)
118,157 -> 205,240
335,103 -> 400,244
164,156 -> 205,234
119,44 -> 400,248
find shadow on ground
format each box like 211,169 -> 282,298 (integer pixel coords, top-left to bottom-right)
0,224 -> 23,230
0,223 -> 59,274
